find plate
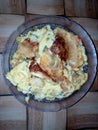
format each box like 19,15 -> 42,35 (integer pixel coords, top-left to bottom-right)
2,16 -> 98,111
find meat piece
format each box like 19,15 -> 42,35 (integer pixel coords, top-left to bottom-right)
50,35 -> 69,62
39,51 -> 64,82
29,62 -> 42,73
54,28 -> 84,68
29,58 -> 51,79
60,77 -> 71,92
17,38 -> 39,58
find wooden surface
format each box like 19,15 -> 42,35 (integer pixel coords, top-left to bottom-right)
27,0 -> 64,15
28,109 -> 66,130
64,0 -> 98,18
0,96 -> 26,130
67,92 -> 98,129
0,0 -> 26,14
0,14 -> 98,130
0,14 -> 25,52
0,0 -> 98,18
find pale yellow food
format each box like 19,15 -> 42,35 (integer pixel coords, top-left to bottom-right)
6,25 -> 88,102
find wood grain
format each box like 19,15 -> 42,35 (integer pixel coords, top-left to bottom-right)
0,14 -> 98,130
0,0 -> 26,14
67,92 -> 98,129
0,14 -> 25,53
0,37 -> 8,53
0,96 -> 26,130
0,55 -> 11,95
25,14 -> 46,21
28,108 -> 66,130
92,73 -> 98,91
64,0 -> 98,18
27,0 -> 64,15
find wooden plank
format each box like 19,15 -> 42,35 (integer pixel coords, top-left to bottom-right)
0,14 -> 25,53
25,14 -> 46,21
28,109 -> 43,130
64,0 -> 98,18
43,110 -> 66,130
0,37 -> 8,53
25,14 -> 39,21
91,73 -> 98,91
0,0 -> 26,14
28,108 -> 66,130
0,15 -> 25,35
0,96 -> 26,130
0,55 -> 11,94
27,0 -> 64,15
67,92 -> 98,129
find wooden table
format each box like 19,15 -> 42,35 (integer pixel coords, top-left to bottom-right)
0,14 -> 98,130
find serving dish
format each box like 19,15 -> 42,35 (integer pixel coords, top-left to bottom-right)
2,16 -> 97,111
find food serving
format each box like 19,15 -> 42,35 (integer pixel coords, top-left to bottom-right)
6,25 -> 88,102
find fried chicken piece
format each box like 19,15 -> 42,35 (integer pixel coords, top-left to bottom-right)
17,38 -> 39,58
11,39 -> 39,68
54,28 -> 84,68
39,50 -> 72,91
40,50 -> 64,81
50,35 -> 69,62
